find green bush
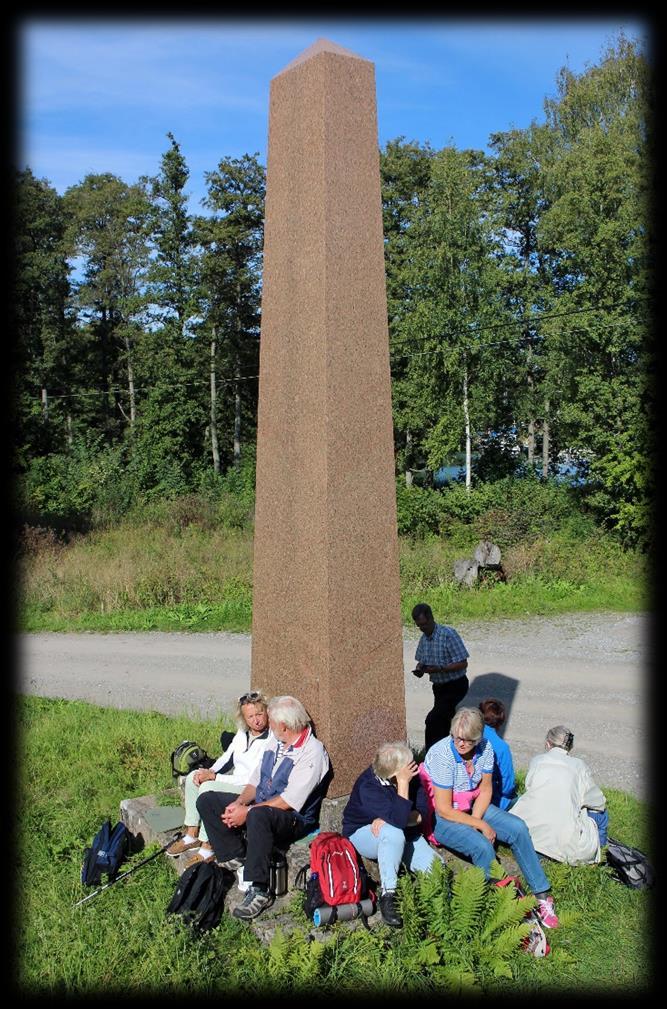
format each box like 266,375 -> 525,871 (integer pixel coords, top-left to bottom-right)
396,480 -> 444,537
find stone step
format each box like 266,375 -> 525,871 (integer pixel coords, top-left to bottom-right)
119,791 -> 521,944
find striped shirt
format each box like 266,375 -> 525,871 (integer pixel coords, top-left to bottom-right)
415,622 -> 469,684
424,736 -> 494,794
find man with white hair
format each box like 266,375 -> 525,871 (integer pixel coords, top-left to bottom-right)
197,695 -> 330,920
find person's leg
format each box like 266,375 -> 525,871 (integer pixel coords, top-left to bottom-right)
242,806 -> 298,889
587,808 -> 609,847
433,814 -> 496,877
483,804 -> 550,894
425,677 -> 469,750
403,835 -> 438,875
196,790 -> 246,862
195,778 -> 240,844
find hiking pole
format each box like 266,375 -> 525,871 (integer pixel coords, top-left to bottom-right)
73,831 -> 183,909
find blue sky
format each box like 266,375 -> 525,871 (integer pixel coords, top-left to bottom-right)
18,16 -> 650,212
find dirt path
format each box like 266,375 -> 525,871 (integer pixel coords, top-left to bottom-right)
17,611 -> 649,798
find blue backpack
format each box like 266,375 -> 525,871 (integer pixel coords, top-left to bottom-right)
81,820 -> 130,887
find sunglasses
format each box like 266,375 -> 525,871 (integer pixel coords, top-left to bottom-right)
239,691 -> 261,704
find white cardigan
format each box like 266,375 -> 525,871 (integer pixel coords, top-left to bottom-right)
209,728 -> 271,789
512,747 -> 607,865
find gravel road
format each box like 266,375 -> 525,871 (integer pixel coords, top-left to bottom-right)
17,611 -> 650,798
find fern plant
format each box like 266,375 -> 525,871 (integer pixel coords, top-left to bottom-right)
396,863 -> 535,991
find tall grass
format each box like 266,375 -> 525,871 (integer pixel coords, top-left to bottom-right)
16,696 -> 654,996
18,519 -> 648,633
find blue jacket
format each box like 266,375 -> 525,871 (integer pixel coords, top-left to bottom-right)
342,766 -> 425,839
483,725 -> 516,810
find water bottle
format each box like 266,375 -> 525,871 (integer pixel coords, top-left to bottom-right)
269,850 -> 288,896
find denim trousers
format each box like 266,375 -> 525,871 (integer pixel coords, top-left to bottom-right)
348,823 -> 437,891
433,803 -> 551,894
587,808 -> 609,846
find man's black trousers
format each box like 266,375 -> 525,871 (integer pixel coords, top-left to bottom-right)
424,675 -> 469,750
196,791 -> 302,889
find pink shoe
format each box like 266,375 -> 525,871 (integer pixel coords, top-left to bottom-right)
535,895 -> 559,929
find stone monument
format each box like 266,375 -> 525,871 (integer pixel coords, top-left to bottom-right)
251,38 -> 406,797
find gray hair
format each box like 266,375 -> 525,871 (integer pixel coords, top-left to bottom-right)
546,725 -> 574,752
372,742 -> 414,780
450,707 -> 484,743
234,690 -> 269,731
267,695 -> 311,731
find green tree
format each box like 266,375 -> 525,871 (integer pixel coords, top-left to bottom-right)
537,35 -> 652,543
13,169 -> 73,466
63,172 -> 151,441
195,153 -> 265,473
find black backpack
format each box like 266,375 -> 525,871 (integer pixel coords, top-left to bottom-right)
81,820 -> 130,887
166,860 -> 229,932
605,837 -> 655,890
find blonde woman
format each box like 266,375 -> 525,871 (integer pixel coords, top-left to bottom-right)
342,741 -> 437,928
167,690 -> 270,863
423,707 -> 559,930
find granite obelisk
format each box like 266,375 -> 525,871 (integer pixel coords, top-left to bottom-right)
251,39 -> 406,796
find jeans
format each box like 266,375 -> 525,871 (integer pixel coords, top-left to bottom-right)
433,803 -> 551,895
587,808 -> 609,847
348,823 -> 437,892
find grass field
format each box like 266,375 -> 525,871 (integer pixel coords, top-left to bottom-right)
15,696 -> 655,997
18,522 -> 648,632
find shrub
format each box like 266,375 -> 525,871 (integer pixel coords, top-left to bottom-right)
396,480 -> 444,537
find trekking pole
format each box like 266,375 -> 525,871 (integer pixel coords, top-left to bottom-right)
73,831 -> 183,909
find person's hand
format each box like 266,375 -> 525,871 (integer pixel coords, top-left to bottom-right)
222,802 -> 249,829
371,818 -> 386,836
412,667 -> 425,678
193,768 -> 216,786
395,760 -> 419,788
480,821 -> 496,843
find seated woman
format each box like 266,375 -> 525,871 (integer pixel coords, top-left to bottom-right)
479,698 -> 517,810
167,690 -> 271,864
423,706 -> 559,929
342,741 -> 438,928
511,725 -> 608,865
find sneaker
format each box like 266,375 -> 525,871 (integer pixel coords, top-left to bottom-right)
232,885 -> 274,920
217,856 -> 245,873
534,895 -> 559,929
379,890 -> 402,928
166,836 -> 202,857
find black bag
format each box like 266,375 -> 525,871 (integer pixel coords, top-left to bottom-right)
605,837 -> 655,890
166,860 -> 229,932
81,819 -> 130,887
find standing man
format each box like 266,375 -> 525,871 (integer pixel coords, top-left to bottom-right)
196,695 -> 330,921
412,602 -> 470,750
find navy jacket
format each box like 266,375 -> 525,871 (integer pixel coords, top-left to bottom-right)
342,766 -> 426,840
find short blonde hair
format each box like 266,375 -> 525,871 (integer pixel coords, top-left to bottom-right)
450,707 -> 484,743
235,690 -> 269,731
372,741 -> 414,780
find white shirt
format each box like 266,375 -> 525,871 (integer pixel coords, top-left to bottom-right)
210,728 -> 272,788
512,747 -> 606,865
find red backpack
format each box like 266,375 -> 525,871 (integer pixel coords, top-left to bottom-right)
310,831 -> 365,905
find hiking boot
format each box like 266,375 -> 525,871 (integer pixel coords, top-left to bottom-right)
166,836 -> 202,857
232,885 -> 274,920
534,895 -> 559,929
379,890 -> 402,928
217,856 -> 245,873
